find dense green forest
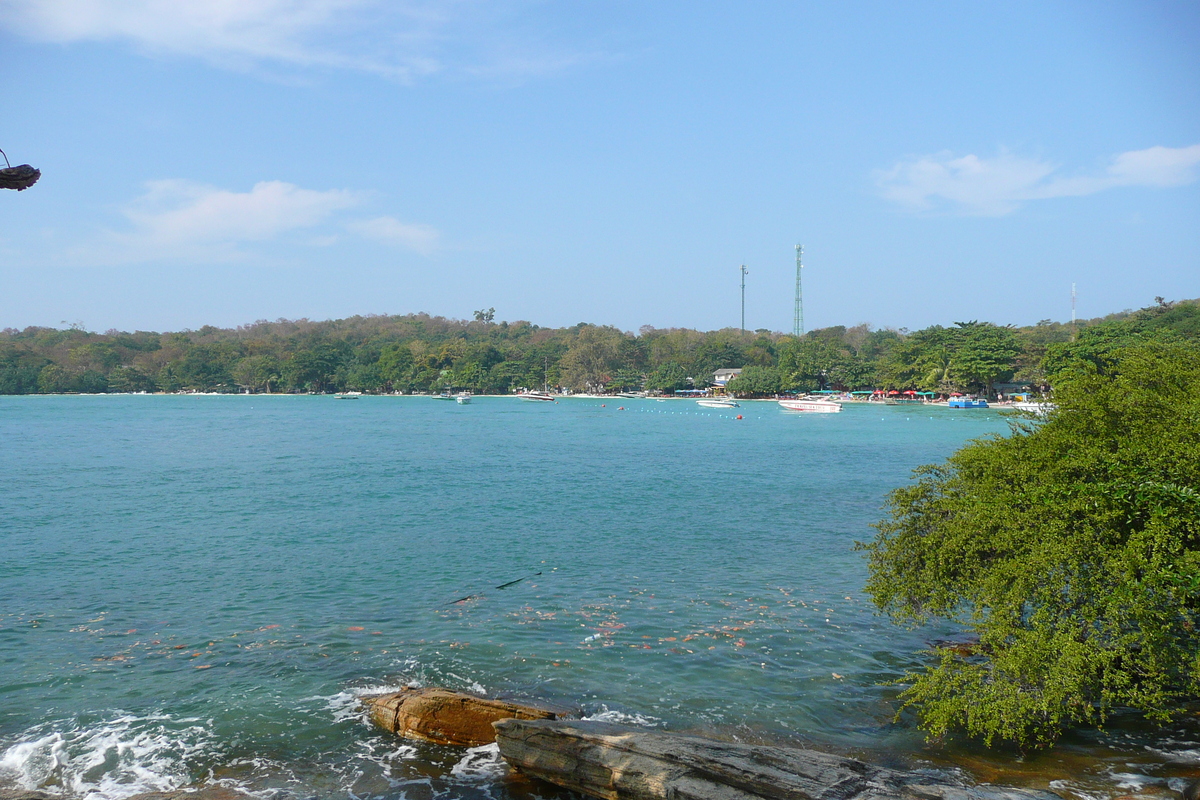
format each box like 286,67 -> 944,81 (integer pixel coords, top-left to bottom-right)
2,299 -> 1197,396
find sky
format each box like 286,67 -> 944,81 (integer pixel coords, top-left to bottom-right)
1,0 -> 1198,334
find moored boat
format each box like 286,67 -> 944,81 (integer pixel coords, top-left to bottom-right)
519,391 -> 556,402
948,398 -> 989,409
455,392 -> 472,405
1011,401 -> 1054,414
778,396 -> 842,413
697,398 -> 739,408
335,391 -> 362,399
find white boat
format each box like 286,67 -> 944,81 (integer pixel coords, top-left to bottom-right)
455,392 -> 472,405
335,391 -> 362,399
778,396 -> 842,413
1011,401 -> 1055,415
697,398 -> 739,409
519,391 -> 556,402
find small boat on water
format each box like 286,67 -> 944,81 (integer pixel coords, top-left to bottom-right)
519,391 -> 556,402
778,396 -> 842,413
435,391 -> 455,400
948,398 -> 989,409
1011,401 -> 1055,414
335,391 -> 362,400
697,398 -> 739,409
455,392 -> 472,405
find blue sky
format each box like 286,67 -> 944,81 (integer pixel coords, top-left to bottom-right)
1,1 -> 1197,334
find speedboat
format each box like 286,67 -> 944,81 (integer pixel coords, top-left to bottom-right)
455,392 -> 472,405
519,391 -> 556,402
1011,401 -> 1054,414
335,391 -> 362,399
697,398 -> 739,409
778,396 -> 841,413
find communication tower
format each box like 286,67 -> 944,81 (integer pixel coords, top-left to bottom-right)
793,244 -> 804,336
740,265 -> 749,333
1071,283 -> 1077,340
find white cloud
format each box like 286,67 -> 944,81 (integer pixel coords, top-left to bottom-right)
878,144 -> 1200,216
79,179 -> 358,264
73,180 -> 439,264
347,215 -> 440,254
0,0 -> 592,81
126,179 -> 356,247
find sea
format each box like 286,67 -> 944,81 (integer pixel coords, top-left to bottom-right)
1,395 -> 1196,800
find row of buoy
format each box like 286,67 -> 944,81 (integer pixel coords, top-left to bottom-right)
594,403 -> 744,420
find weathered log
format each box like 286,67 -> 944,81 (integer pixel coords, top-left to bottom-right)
0,165 -> 40,191
493,718 -> 1064,800
363,687 -> 578,747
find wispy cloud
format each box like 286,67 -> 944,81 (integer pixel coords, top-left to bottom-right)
70,179 -> 437,264
877,144 -> 1200,216
0,0 -> 595,81
347,216 -> 440,254
103,179 -> 359,262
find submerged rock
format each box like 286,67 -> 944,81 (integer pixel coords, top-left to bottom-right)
493,718 -> 1065,800
364,687 -> 578,747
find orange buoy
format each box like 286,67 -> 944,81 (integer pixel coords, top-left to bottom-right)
736,414 -> 743,420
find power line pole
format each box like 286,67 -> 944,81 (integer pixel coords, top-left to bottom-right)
1071,283 -> 1077,341
794,244 -> 804,337
740,264 -> 749,333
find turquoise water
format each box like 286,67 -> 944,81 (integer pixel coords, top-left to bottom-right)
1,396 -> 1194,799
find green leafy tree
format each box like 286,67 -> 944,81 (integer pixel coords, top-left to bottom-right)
232,355 -> 281,393
645,361 -> 689,393
952,321 -> 1020,396
560,326 -> 628,392
859,342 -> 1200,748
726,365 -> 781,397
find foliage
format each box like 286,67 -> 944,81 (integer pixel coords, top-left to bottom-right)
726,365 -> 782,397
859,341 -> 1200,747
0,299 -> 1194,395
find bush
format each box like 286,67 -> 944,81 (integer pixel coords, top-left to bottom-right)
859,342 -> 1200,747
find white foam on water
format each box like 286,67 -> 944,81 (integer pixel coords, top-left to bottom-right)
313,683 -> 414,724
0,713 -> 216,799
1047,781 -> 1106,800
449,743 -> 505,782
1106,770 -> 1164,791
582,705 -> 662,727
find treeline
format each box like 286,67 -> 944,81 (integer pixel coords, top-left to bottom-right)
1,299 -> 1197,396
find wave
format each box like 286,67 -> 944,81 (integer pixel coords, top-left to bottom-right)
0,713 -> 216,799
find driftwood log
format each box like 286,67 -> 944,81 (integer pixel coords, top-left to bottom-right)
0,165 -> 40,191
494,718 -> 1064,800
363,687 -> 578,747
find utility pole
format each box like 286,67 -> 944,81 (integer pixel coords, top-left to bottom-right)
794,244 -> 804,337
740,264 -> 749,333
1071,283 -> 1077,341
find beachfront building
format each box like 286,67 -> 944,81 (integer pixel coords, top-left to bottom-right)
712,368 -> 742,388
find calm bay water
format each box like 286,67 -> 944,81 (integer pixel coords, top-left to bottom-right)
1,396 -> 1195,799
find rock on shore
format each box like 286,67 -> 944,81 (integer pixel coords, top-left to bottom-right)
494,718 -> 1065,800
363,686 -> 578,747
